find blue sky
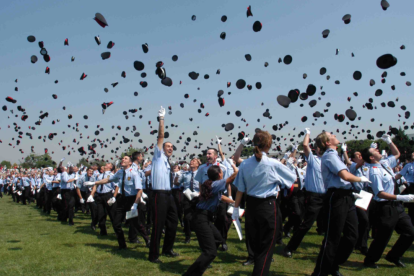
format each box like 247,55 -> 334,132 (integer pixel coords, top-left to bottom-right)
1,0 -> 413,164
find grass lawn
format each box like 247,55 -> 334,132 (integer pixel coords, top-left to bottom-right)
0,195 -> 413,276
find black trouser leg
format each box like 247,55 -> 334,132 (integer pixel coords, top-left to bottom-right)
52,187 -> 61,215
138,202 -> 147,235
182,197 -> 193,238
355,207 -> 369,250
245,196 -> 278,276
214,201 -> 232,243
149,192 -> 178,261
124,196 -> 148,243
172,189 -> 183,224
61,190 -> 75,223
287,192 -> 325,251
22,187 -> 30,205
403,185 -> 414,224
45,190 -> 52,213
365,203 -> 414,263
313,190 -> 358,275
80,191 -> 90,213
184,213 -> 222,276
96,193 -> 110,234
113,195 -> 127,248
146,190 -> 153,226
89,199 -> 98,227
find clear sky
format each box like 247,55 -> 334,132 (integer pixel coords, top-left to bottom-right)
1,0 -> 413,164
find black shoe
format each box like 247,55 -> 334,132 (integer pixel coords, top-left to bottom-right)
243,259 -> 254,266
118,245 -> 127,250
150,258 -> 162,264
180,221 -> 184,227
100,232 -> 108,236
284,231 -> 291,238
331,271 -> 343,276
146,240 -> 151,248
163,250 -> 179,257
129,239 -> 142,244
385,255 -> 405,268
357,247 -> 368,256
276,240 -> 286,246
91,225 -> 96,231
218,243 -> 228,252
207,265 -> 212,269
68,222 -> 74,226
283,248 -> 292,258
363,261 -> 378,269
184,238 -> 191,244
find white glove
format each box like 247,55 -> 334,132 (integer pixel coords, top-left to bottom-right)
352,192 -> 363,199
140,197 -> 146,205
291,143 -> 298,151
84,181 -> 95,186
396,194 -> 414,202
60,158 -> 65,162
283,152 -> 291,160
37,188 -> 40,193
232,206 -> 240,221
57,194 -> 62,200
87,195 -> 95,202
341,143 -> 347,152
216,135 -> 222,145
229,195 -> 233,201
304,128 -> 311,135
131,203 -> 138,210
142,192 -> 148,199
115,160 -> 119,168
241,137 -> 251,146
79,198 -> 85,204
74,175 -> 79,181
370,142 -> 377,149
359,176 -> 371,183
107,197 -> 116,206
158,106 -> 166,117
381,134 -> 392,145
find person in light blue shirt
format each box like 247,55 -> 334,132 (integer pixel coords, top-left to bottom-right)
361,144 -> 414,268
184,164 -> 238,276
21,174 -> 31,205
232,130 -> 295,276
395,154 -> 414,225
147,106 -> 179,262
41,170 -> 54,214
89,163 -> 118,236
76,168 -> 97,228
59,166 -> 78,225
179,158 -> 201,243
284,128 -> 327,258
312,131 -> 372,276
86,155 -> 148,249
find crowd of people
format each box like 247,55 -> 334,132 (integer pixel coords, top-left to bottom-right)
1,106 -> 414,276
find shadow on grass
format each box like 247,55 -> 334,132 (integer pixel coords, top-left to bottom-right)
85,243 -> 147,259
159,259 -> 188,274
7,240 -> 21,243
8,247 -> 23,250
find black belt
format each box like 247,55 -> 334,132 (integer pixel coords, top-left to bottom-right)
305,191 -> 325,197
246,195 -> 276,202
97,191 -> 113,196
327,188 -> 353,195
376,200 -> 400,207
153,190 -> 172,195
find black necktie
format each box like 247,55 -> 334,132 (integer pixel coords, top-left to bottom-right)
190,172 -> 194,192
380,163 -> 399,195
99,172 -> 105,192
295,168 -> 302,190
168,161 -> 173,189
121,170 -> 126,197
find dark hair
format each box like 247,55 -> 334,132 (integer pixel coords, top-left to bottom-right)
315,132 -> 330,154
131,151 -> 143,162
57,166 -> 63,173
87,167 -> 93,172
253,131 -> 272,162
109,163 -> 115,172
199,165 -> 221,201
361,148 -> 372,163
207,148 -> 218,156
68,166 -> 74,175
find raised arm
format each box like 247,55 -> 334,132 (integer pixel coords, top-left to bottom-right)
157,106 -> 166,149
233,137 -> 251,164
303,128 -> 311,158
342,144 -> 352,167
383,135 -> 400,160
216,136 -> 225,161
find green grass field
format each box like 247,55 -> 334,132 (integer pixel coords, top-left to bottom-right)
0,195 -> 413,276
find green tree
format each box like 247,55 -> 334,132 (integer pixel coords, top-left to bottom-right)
120,147 -> 146,158
241,146 -> 254,157
1,160 -> 12,168
19,153 -> 56,169
76,158 -> 90,168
